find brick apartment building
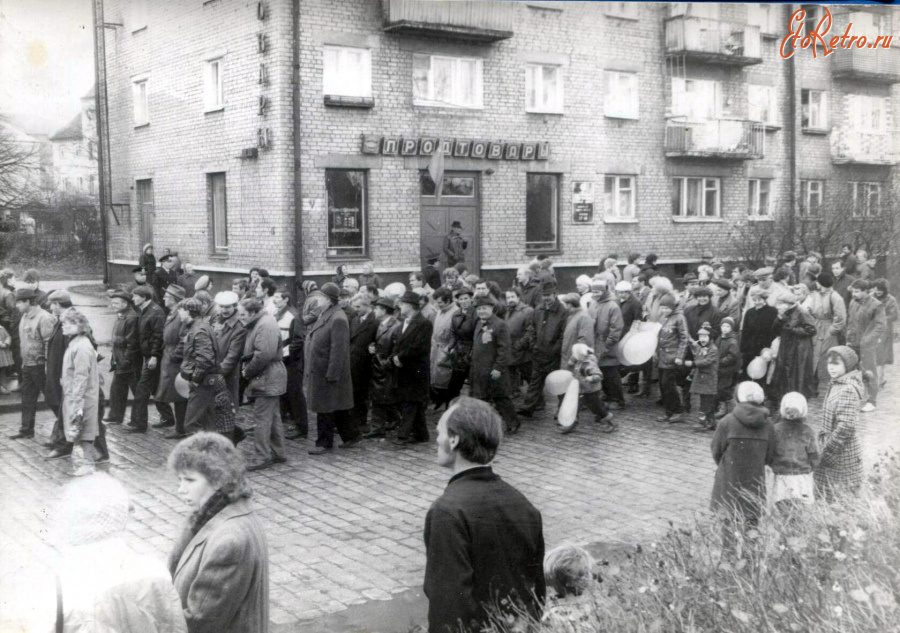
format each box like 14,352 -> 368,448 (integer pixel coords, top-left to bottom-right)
96,1 -> 900,289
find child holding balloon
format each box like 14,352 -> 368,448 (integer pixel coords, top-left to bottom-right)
567,343 -> 615,433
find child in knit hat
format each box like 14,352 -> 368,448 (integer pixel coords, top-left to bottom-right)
715,316 -> 741,419
567,343 -> 616,433
686,322 -> 719,430
771,392 -> 820,509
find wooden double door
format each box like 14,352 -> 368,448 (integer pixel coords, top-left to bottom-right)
419,171 -> 480,274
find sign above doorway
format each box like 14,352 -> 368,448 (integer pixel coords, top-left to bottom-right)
361,135 -> 550,161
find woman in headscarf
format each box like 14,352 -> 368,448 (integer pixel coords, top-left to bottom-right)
770,290 -> 817,401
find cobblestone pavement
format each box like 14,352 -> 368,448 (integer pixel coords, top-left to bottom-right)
1,346 -> 898,631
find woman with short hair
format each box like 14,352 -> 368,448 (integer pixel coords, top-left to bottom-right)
168,432 -> 269,633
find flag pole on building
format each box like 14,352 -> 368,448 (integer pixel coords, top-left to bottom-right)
428,140 -> 445,204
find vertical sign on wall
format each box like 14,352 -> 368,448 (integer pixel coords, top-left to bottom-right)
572,181 -> 594,224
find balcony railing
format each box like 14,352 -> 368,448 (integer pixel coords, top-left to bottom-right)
382,0 -> 515,43
665,16 -> 762,66
832,47 -> 900,84
831,128 -> 900,165
666,119 -> 765,159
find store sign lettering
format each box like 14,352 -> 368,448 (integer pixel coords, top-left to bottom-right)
362,135 -> 549,161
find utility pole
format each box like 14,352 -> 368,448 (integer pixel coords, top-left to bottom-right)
92,0 -> 111,285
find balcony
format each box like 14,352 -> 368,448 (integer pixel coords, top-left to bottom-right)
382,0 -> 514,43
666,119 -> 765,160
665,17 -> 762,66
832,47 -> 900,84
831,128 -> 900,165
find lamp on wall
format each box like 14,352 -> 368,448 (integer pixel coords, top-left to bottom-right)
485,168 -> 495,175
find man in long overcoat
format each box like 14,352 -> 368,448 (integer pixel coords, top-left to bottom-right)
104,291 -> 141,423
392,291 -> 433,445
517,281 -> 567,418
349,295 -> 379,434
470,296 -> 519,433
154,285 -> 188,437
126,285 -> 166,433
152,254 -> 179,308
304,283 -> 358,453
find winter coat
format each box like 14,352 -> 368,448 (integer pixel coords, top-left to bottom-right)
504,302 -> 534,366
846,294 -> 886,354
442,233 -> 467,266
560,308 -> 594,369
619,294 -> 643,333
61,335 -> 100,442
710,402 -> 774,522
717,331 -> 741,378
110,309 -> 141,374
527,298 -> 568,371
180,318 -> 217,386
589,295 -> 622,367
740,305 -> 778,367
806,289 -> 847,383
152,267 -> 179,305
450,306 -> 477,373
44,316 -> 67,408
350,311 -> 378,401
656,313 -> 689,369
424,265 -> 442,293
304,304 -> 353,412
177,273 -> 199,298
171,499 -> 269,633
771,305 -> 817,400
518,280 -> 542,309
689,341 -> 719,395
370,315 -> 401,404
241,311 -> 286,398
274,307 -> 303,367
832,273 -> 856,310
213,311 -> 247,405
715,293 -> 742,327
393,313 -> 433,403
137,301 -> 166,360
815,369 -> 865,498
156,312 -> 187,403
430,303 -> 459,390
566,352 -> 603,394
771,419 -> 820,476
470,315 -> 511,400
684,301 -> 722,341
877,294 -> 897,365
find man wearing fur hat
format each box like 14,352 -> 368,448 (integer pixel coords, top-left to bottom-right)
212,291 -> 248,417
470,295 -> 519,433
771,290 -> 817,402
711,278 -> 741,325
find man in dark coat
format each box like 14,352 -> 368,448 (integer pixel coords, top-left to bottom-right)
839,243 -> 859,276
179,298 -> 220,432
44,291 -> 73,454
154,285 -> 189,438
518,281 -> 567,418
423,257 -> 442,292
470,296 -> 519,433
771,292 -> 817,402
121,267 -> 151,294
616,281 -> 644,394
104,291 -> 141,423
365,297 -> 402,438
125,285 -> 166,432
213,291 -> 248,414
442,221 -> 467,267
153,254 -> 179,307
270,288 -> 306,439
177,263 -> 199,299
830,259 -> 857,312
349,294 -> 379,434
392,291 -> 434,445
425,397 -> 545,633
305,283 -> 359,454
514,267 -> 542,309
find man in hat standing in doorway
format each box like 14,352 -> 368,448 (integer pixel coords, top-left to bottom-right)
153,254 -> 179,308
9,287 -> 56,439
443,221 -> 468,268
470,295 -> 520,433
392,291 -> 434,445
104,291 -> 141,424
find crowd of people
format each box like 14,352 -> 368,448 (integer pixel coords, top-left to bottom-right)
0,240 -> 896,632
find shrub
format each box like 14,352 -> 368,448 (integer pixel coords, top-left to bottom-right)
487,452 -> 900,633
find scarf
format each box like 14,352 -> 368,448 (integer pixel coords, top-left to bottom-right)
167,489 -> 231,577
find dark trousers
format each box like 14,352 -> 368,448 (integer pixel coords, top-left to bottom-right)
280,363 -> 309,434
508,362 -> 531,397
184,379 -> 217,432
20,364 -> 46,433
483,394 -> 518,430
445,369 -> 469,403
315,409 -> 359,448
674,367 -> 692,411
107,371 -> 138,421
161,400 -> 188,434
370,403 -> 401,433
130,359 -> 161,430
716,375 -> 735,410
600,365 -> 625,405
522,362 -> 556,413
349,373 -> 370,431
582,390 -> 609,419
659,368 -> 684,416
397,401 -> 429,441
695,393 -> 717,418
9,327 -> 21,376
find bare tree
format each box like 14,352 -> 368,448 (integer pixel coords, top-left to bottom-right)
0,118 -> 41,212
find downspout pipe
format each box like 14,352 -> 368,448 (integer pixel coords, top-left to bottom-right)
291,0 -> 304,292
787,4 -> 797,250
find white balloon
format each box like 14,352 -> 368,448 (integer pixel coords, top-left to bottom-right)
544,369 -> 575,396
557,380 -> 580,429
747,356 -> 768,380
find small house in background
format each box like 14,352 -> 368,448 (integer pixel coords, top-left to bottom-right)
49,86 -> 99,199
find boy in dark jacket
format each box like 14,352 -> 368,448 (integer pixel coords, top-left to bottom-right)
687,322 -> 719,430
715,316 -> 741,420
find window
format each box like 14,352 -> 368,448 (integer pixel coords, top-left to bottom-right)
748,179 -> 772,218
671,177 -> 720,218
88,140 -> 95,160
847,95 -> 886,132
605,71 -> 639,119
604,3 -> 639,20
748,85 -> 777,127
801,89 -> 827,130
88,175 -> 95,195
326,169 -> 367,257
208,173 -> 228,251
801,5 -> 821,35
525,64 -> 563,113
132,79 -> 149,126
323,46 -> 372,99
412,54 -> 483,109
851,182 -> 881,217
603,175 -> 636,219
670,3 -> 719,19
670,78 -> 719,120
131,0 -> 148,32
526,174 -> 559,252
800,180 -> 823,216
748,4 -> 778,35
420,173 -> 475,197
203,58 -> 224,111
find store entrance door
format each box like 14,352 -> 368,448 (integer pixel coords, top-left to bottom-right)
419,171 -> 479,275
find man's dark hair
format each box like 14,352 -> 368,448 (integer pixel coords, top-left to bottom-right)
850,279 -> 871,292
260,277 -> 277,296
132,285 -> 155,301
773,268 -> 790,283
506,286 -> 522,298
240,298 -> 264,314
627,252 -> 640,264
645,253 -> 658,265
433,287 -> 453,303
410,272 -> 425,283
274,286 -> 292,304
258,268 -> 270,278
473,278 -> 487,287
446,397 -> 502,465
232,278 -> 249,292
841,243 -> 852,251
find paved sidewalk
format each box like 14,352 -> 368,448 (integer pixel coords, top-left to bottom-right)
1,347 -> 898,631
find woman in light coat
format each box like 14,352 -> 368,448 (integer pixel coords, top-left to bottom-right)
60,310 -> 100,477
168,433 -> 269,633
804,273 -> 846,391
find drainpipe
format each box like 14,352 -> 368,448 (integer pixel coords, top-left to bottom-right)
291,0 -> 304,292
787,4 -> 797,250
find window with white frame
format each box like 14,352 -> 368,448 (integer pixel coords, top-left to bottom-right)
748,84 -> 778,126
670,78 -> 719,120
748,179 -> 772,218
132,79 -> 149,126
412,54 -> 483,109
801,89 -> 827,130
203,58 -> 224,111
323,46 -> 372,99
605,71 -> 639,119
801,5 -> 822,35
851,182 -> 881,217
846,95 -> 887,132
748,4 -> 778,35
525,64 -> 563,113
208,173 -> 228,251
800,180 -> 824,216
671,177 -> 720,218
604,2 -> 639,20
603,175 -> 636,219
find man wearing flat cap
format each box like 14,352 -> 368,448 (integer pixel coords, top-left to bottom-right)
743,266 -> 787,312
470,295 -> 519,433
9,287 -> 56,439
391,291 -> 434,445
152,254 -> 179,308
710,278 -> 741,325
517,280 -> 567,419
126,285 -> 167,433
105,291 -> 141,424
